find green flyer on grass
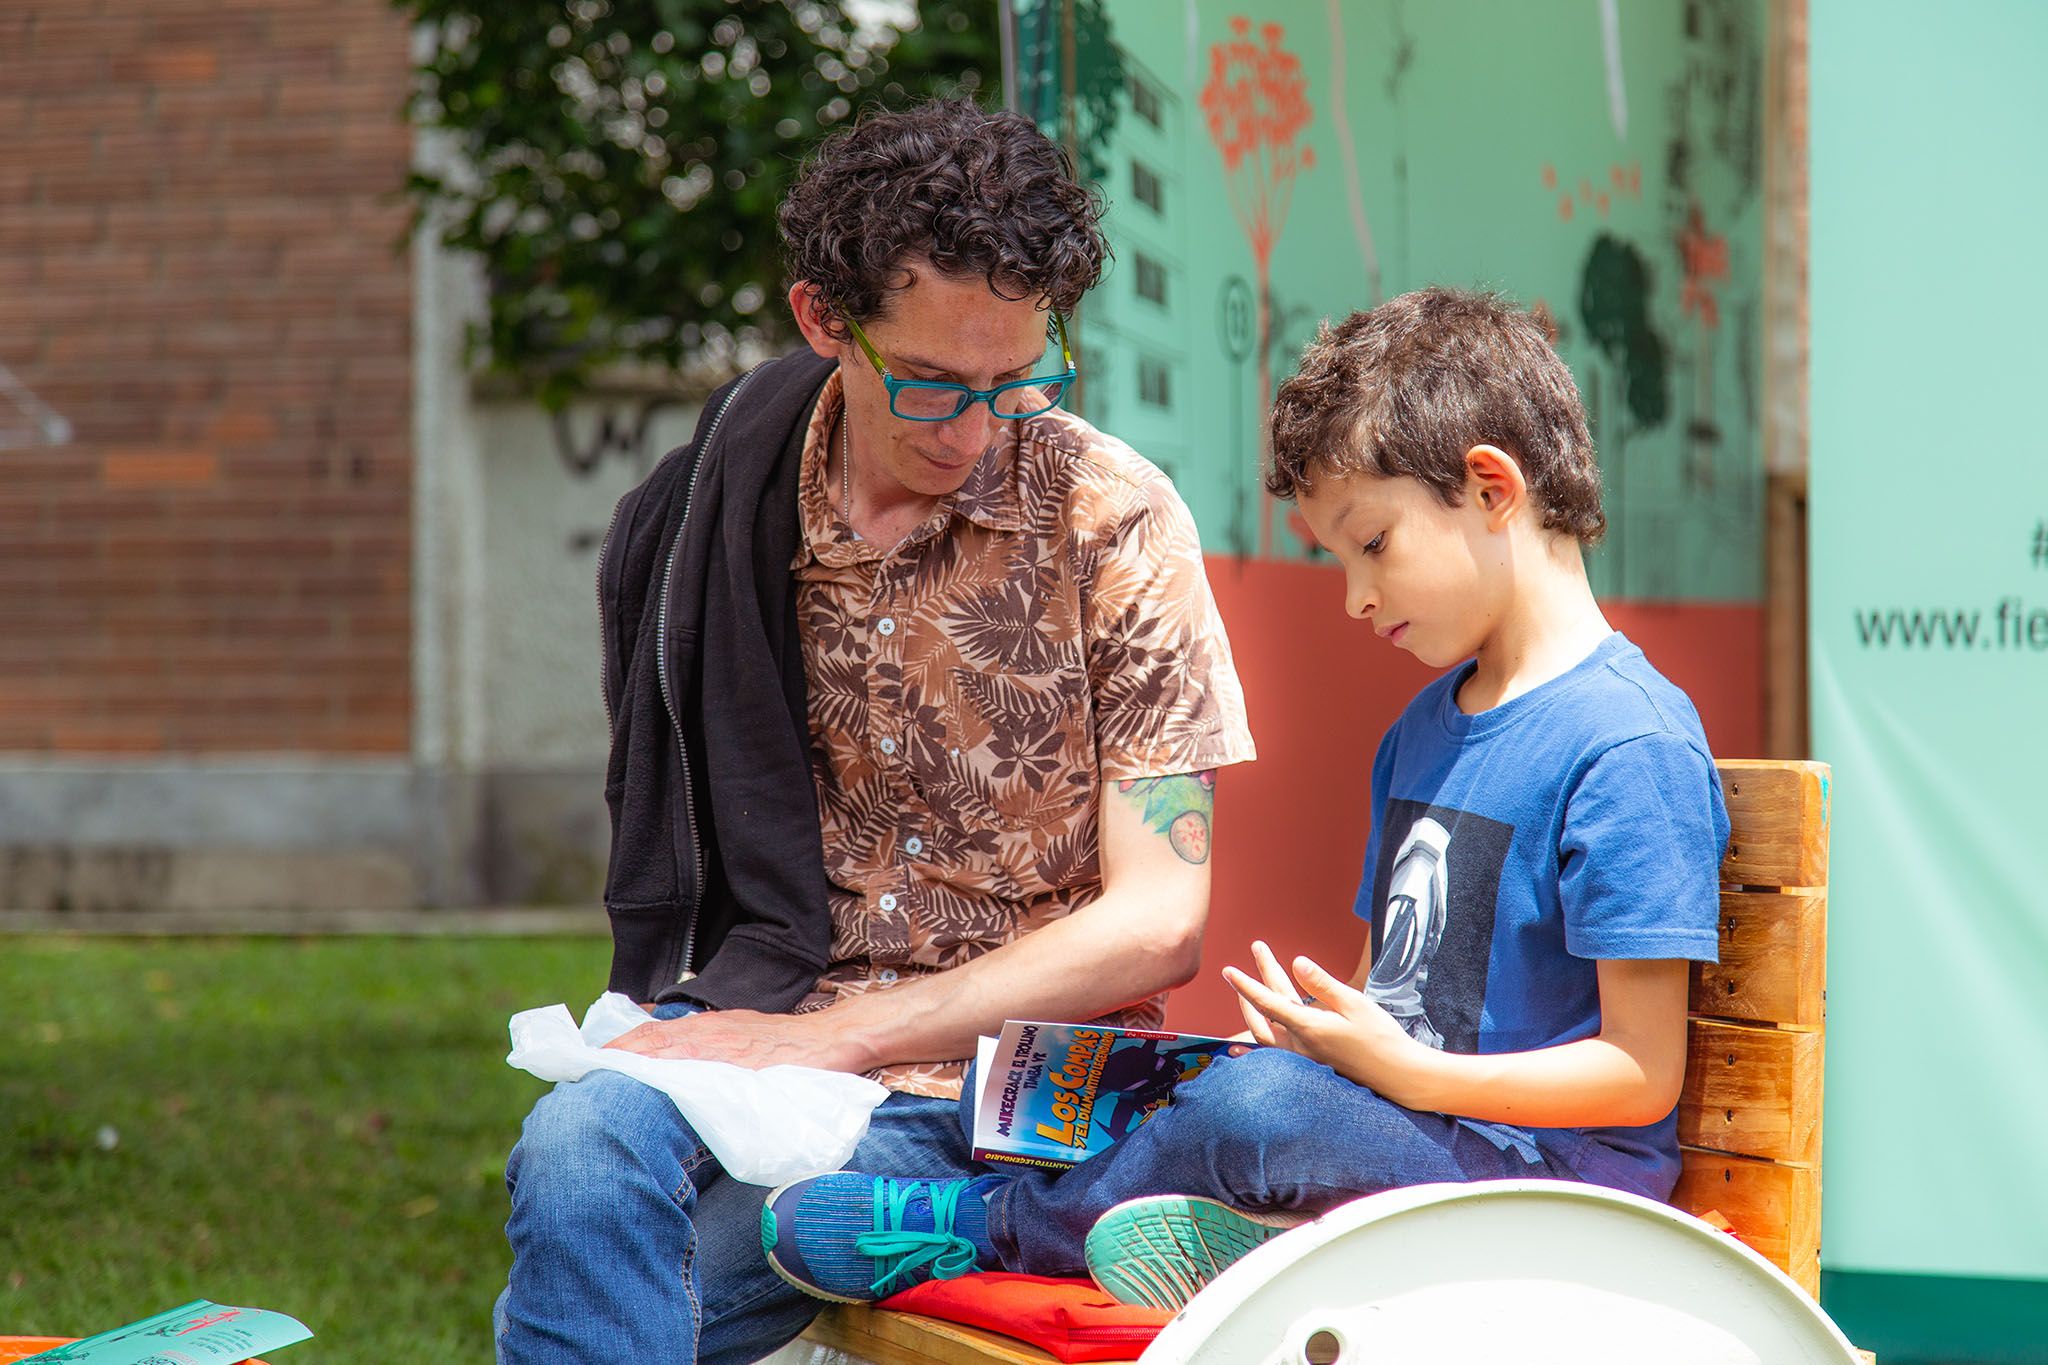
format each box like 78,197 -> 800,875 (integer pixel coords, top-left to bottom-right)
18,1300 -> 312,1365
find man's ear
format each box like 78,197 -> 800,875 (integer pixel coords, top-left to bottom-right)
1464,444 -> 1527,528
787,282 -> 844,360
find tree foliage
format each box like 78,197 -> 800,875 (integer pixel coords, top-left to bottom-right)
400,0 -> 1001,406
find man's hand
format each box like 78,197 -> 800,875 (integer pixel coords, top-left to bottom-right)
1222,940 -> 1433,1099
603,1008 -> 869,1073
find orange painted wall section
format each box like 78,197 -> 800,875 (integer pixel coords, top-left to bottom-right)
1164,555 -> 1764,1036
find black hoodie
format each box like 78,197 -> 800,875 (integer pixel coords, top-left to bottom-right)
595,348 -> 838,1010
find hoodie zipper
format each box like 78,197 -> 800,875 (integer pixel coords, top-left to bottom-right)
655,365 -> 761,981
594,495 -> 628,743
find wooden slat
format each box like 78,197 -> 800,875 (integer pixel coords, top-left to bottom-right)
1690,889 -> 1827,1028
805,1304 -> 1096,1365
1717,759 -> 1830,888
1679,1019 -> 1824,1164
1764,470 -> 1811,761
1673,1147 -> 1822,1299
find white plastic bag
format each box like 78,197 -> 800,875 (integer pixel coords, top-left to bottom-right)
506,992 -> 890,1186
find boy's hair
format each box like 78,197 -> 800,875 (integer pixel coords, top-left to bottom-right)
1266,287 -> 1606,543
778,99 -> 1108,334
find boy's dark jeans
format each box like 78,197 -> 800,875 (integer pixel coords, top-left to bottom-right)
984,1045 -> 1588,1276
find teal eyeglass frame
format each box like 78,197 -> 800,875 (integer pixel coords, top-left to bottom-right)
841,310 -> 1076,422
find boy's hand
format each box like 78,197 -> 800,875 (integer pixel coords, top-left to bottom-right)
1223,940 -> 1429,1095
1223,939 -> 1307,1051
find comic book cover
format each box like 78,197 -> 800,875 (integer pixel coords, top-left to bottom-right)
969,1020 -> 1244,1170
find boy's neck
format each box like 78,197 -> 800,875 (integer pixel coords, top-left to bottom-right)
1458,538 -> 1612,715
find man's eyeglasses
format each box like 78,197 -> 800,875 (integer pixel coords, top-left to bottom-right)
841,311 -> 1076,422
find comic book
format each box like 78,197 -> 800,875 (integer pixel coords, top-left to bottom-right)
969,1020 -> 1244,1171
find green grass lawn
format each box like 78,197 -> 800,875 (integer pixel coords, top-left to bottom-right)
0,935 -> 612,1362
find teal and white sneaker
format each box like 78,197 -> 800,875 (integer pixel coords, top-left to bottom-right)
1084,1195 -> 1311,1310
761,1173 -> 1001,1304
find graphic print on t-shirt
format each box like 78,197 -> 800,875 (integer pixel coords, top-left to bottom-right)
1365,799 -> 1512,1054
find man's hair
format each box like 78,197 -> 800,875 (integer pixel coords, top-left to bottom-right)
1266,287 -> 1605,543
778,99 -> 1108,332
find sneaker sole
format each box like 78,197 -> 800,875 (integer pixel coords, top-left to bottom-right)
1085,1196 -> 1298,1311
760,1183 -> 870,1306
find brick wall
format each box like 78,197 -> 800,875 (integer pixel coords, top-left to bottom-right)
0,3 -> 415,754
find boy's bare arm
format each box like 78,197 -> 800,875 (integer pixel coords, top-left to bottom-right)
1226,942 -> 1689,1130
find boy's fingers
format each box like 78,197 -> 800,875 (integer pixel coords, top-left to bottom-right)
1230,960 -> 1316,1049
1236,994 -> 1275,1047
1230,964 -> 1313,1035
1222,968 -> 1279,1046
1292,955 -> 1364,1007
1250,940 -> 1297,998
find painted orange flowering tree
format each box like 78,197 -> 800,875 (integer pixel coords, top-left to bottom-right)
1676,201 -> 1731,486
1202,16 -> 1314,555
1677,202 -> 1730,329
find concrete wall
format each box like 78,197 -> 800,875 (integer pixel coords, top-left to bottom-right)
411,206 -> 704,908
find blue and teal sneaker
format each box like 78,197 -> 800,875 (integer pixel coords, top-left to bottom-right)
1084,1195 -> 1311,1310
761,1174 -> 1002,1303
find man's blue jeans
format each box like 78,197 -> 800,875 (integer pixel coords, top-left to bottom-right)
987,1045 -> 1576,1275
496,1004 -> 980,1365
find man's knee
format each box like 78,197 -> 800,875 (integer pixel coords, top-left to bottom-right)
509,1070 -> 697,1201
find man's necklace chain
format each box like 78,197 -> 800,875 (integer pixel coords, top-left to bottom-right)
840,410 -> 853,530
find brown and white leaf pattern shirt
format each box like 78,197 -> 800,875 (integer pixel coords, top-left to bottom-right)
790,372 -> 1257,1097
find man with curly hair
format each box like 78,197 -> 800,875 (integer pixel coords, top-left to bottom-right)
496,100 -> 1255,1363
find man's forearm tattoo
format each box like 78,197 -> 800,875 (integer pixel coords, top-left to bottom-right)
1114,770 -> 1216,864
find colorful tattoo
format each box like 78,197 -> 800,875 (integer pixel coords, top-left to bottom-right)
1114,770 -> 1216,865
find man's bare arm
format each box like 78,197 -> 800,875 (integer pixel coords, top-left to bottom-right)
605,770 -> 1219,1069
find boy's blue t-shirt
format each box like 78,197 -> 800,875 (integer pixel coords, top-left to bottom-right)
1354,632 -> 1728,1200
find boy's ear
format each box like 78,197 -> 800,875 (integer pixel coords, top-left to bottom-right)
1464,444 -> 1526,529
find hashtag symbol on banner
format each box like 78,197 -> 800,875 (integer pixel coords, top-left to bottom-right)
2035,519 -> 2048,569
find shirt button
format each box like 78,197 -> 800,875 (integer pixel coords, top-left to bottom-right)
878,893 -> 899,911
879,738 -> 897,756
904,836 -> 924,857
877,968 -> 899,984
877,616 -> 897,636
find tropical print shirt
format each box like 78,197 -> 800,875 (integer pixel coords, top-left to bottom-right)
791,371 -> 1257,1096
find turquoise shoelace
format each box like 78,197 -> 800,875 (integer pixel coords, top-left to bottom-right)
852,1179 -> 979,1296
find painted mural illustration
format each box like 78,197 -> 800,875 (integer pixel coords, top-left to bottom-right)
1200,16 -> 1315,554
1015,0 -> 1766,602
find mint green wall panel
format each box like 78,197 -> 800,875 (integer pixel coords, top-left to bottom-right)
1810,0 -> 2048,1282
1020,0 -> 1765,602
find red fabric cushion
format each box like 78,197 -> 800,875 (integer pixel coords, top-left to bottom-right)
877,1272 -> 1173,1363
